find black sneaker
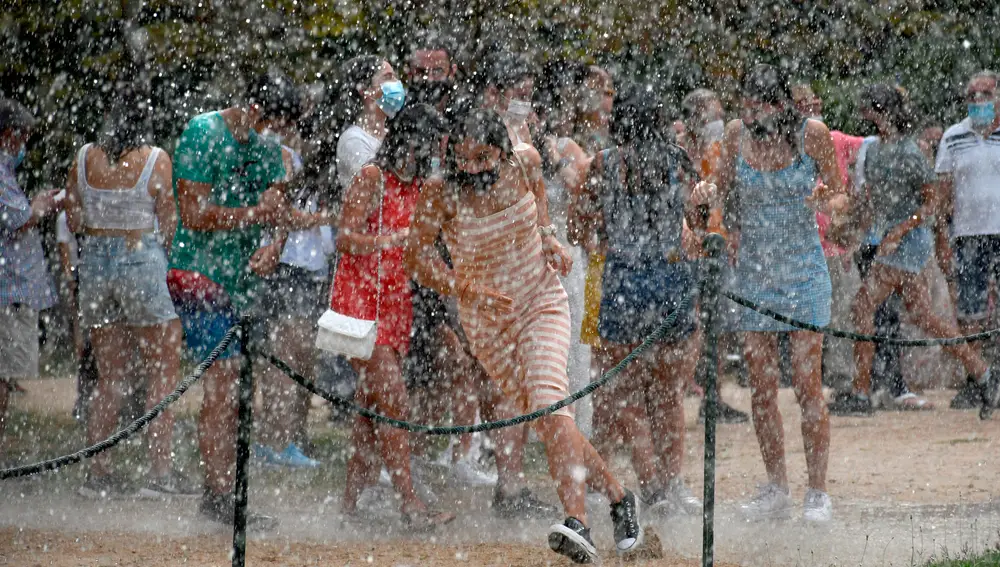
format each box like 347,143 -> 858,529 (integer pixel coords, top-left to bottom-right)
950,380 -> 981,410
199,491 -> 278,531
78,474 -> 131,500
610,489 -> 643,555
492,487 -> 559,520
978,371 -> 1000,420
827,391 -> 874,416
548,517 -> 598,564
699,399 -> 750,424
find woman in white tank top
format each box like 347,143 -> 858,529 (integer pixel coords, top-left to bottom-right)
64,91 -> 189,499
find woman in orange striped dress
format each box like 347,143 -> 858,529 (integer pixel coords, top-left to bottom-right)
406,109 -> 641,564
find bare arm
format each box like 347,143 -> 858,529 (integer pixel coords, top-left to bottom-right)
804,119 -> 848,214
335,165 -> 400,255
569,150 -> 606,252
176,178 -> 284,232
150,152 -> 177,254
934,174 -> 955,272
516,146 -> 553,227
285,207 -> 335,230
65,161 -> 84,234
555,138 -> 593,197
715,120 -> 742,239
404,178 -> 460,296
517,145 -> 572,275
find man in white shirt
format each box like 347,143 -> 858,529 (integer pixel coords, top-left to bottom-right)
935,70 -> 1000,415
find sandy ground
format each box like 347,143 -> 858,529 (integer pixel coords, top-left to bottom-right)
2,380 -> 999,567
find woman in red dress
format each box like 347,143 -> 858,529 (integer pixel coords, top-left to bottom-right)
332,103 -> 452,528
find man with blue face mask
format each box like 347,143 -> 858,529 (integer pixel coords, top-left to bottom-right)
0,99 -> 61,459
936,70 -> 1000,413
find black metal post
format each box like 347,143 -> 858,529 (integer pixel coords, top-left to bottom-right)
700,233 -> 725,567
232,317 -> 254,567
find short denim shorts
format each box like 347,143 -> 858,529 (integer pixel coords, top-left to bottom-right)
78,234 -> 178,329
598,256 -> 698,345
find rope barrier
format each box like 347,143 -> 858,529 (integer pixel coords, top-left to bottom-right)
257,293 -> 691,435
724,290 -> 1000,346
0,326 -> 239,480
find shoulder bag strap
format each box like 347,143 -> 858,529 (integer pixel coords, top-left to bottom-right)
374,174 -> 384,324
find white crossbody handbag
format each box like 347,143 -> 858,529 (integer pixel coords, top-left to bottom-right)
315,178 -> 384,360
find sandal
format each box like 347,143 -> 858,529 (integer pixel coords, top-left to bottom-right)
401,508 -> 456,532
886,392 -> 935,411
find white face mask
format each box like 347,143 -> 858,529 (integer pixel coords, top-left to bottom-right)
809,115 -> 824,123
505,98 -> 533,123
699,119 -> 725,143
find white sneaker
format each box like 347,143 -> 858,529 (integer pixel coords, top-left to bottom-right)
740,483 -> 792,521
451,456 -> 499,486
666,478 -> 703,516
802,488 -> 833,523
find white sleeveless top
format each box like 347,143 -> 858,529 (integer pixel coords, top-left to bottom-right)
77,143 -> 159,231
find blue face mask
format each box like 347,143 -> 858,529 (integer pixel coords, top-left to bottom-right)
968,102 -> 995,128
377,80 -> 406,117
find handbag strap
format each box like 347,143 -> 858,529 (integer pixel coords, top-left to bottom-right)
374,174 -> 384,324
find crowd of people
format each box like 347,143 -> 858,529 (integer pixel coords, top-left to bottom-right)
2,31 -> 1000,562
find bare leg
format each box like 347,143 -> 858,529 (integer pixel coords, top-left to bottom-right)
536,413 -> 625,526
589,345 -> 618,458
743,332 -> 787,489
650,330 -> 700,483
258,318 -> 314,449
440,326 -> 479,461
199,360 -> 239,494
346,346 -> 424,514
479,372 -> 526,493
342,413 -> 380,514
851,267 -> 900,395
603,344 -> 660,494
789,331 -> 829,492
88,324 -> 129,478
136,319 -> 182,478
901,274 -> 989,378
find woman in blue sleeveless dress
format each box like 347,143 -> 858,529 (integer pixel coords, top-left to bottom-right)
715,65 -> 848,523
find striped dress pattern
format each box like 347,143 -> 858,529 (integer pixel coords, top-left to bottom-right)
443,192 -> 574,418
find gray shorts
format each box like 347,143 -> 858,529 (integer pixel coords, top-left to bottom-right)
78,234 -> 178,329
0,304 -> 39,378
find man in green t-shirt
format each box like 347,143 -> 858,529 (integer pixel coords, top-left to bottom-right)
167,72 -> 301,527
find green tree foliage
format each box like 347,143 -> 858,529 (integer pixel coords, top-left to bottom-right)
3,0 -> 1000,190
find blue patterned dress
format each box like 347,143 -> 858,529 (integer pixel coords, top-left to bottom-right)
728,124 -> 832,332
